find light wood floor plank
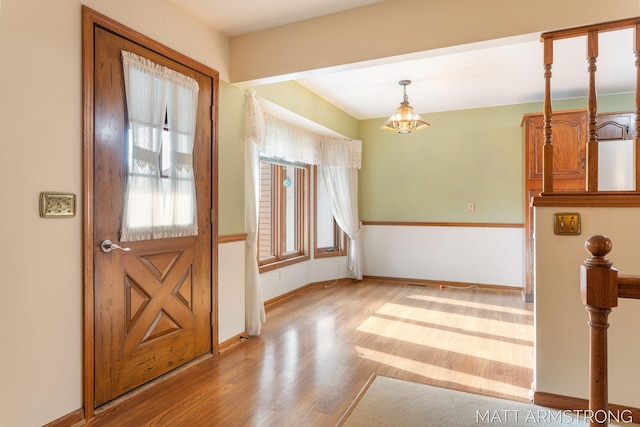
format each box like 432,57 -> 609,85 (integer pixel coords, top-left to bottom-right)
84,280 -> 533,426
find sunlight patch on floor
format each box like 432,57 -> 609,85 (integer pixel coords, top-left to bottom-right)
408,294 -> 533,317
356,314 -> 532,367
372,302 -> 533,342
355,345 -> 531,401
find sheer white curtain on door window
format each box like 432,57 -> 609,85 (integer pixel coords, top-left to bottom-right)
165,71 -> 200,237
120,51 -> 200,242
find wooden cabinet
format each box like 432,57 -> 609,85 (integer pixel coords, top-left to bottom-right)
597,113 -> 635,141
522,110 -> 635,299
524,111 -> 586,187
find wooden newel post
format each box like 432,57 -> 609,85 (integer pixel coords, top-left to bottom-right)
580,235 -> 618,427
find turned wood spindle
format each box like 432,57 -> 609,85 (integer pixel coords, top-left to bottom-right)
581,235 -> 618,427
634,23 -> 640,191
586,31 -> 599,192
542,37 -> 554,194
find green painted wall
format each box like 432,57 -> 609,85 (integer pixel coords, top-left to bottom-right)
359,93 -> 634,223
218,81 -> 246,236
217,80 -> 360,235
219,82 -> 634,233
252,81 -> 360,140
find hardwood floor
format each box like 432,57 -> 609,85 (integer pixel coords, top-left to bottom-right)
83,279 -> 533,426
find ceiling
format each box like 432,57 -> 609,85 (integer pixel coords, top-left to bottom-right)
172,0 -> 637,120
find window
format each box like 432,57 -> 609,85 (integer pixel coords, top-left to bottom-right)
315,167 -> 346,258
258,160 -> 309,270
120,50 -> 199,242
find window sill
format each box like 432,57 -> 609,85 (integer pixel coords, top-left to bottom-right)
314,249 -> 346,259
259,254 -> 310,273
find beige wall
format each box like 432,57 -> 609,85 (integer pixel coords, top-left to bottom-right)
535,207 -> 640,408
0,0 -> 228,425
230,0 -> 640,84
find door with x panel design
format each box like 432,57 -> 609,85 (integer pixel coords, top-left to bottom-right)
90,19 -> 215,407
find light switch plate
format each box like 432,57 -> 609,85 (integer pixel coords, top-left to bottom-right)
40,192 -> 76,218
554,212 -> 581,235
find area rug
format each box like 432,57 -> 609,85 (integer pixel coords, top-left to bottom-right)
338,374 -> 636,426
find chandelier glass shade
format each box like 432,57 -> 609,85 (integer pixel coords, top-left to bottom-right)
381,80 -> 430,134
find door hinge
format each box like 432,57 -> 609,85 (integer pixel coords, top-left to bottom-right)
210,312 -> 215,327
211,105 -> 215,121
210,208 -> 215,224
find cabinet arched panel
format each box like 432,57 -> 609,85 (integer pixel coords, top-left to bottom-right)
524,111 -> 586,183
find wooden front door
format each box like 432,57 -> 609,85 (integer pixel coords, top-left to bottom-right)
84,8 -> 217,409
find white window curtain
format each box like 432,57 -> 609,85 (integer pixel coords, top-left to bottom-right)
245,91 -> 267,336
120,51 -> 199,242
261,115 -> 361,168
244,91 -> 363,334
319,165 -> 362,280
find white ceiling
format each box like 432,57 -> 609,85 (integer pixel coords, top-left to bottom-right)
172,0 -> 637,120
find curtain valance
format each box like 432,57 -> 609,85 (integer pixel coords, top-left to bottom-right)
246,91 -> 362,169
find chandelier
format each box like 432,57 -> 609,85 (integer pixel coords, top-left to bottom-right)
381,80 -> 430,134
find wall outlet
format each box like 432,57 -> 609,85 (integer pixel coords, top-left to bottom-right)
467,201 -> 475,212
